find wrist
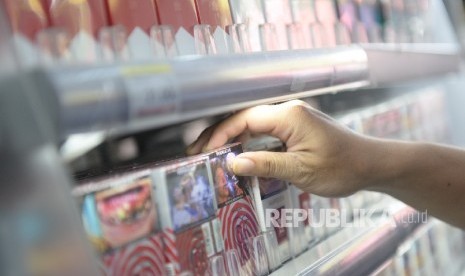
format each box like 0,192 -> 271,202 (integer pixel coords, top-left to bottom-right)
355,137 -> 418,192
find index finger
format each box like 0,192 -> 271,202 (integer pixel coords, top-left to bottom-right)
203,101 -> 303,151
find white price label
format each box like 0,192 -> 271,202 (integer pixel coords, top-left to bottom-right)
201,222 -> 215,258
125,72 -> 178,120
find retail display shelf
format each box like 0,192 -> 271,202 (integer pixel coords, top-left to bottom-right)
27,44 -> 459,138
17,43 -> 459,159
270,202 -> 421,276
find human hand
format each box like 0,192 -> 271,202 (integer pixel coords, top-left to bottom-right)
186,100 -> 376,197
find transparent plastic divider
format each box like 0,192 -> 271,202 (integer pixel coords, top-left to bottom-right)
259,23 -> 280,51
36,28 -> 73,64
98,25 -> 130,61
194,25 -> 217,56
150,25 -> 178,58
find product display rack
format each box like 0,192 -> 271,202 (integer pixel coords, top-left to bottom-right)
24,43 -> 459,140
270,201 -> 420,276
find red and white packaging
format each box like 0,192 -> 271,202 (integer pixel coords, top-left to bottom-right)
150,156 -> 223,275
206,143 -> 263,275
105,0 -> 158,60
2,0 -> 50,66
195,0 -> 233,54
154,0 -> 199,56
45,0 -> 109,62
261,0 -> 293,51
3,0 -> 49,40
228,0 -> 265,52
73,171 -> 166,275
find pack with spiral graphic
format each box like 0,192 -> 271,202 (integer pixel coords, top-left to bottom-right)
73,170 -> 166,275
206,143 -> 262,275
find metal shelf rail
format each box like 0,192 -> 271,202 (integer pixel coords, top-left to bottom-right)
270,203 -> 422,276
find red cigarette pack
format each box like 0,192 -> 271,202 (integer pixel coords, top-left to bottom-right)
45,0 -> 109,37
105,0 -> 158,33
195,0 -> 232,29
154,0 -> 199,33
3,0 -> 50,40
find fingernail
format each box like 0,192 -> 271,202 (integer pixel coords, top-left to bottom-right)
233,157 -> 255,175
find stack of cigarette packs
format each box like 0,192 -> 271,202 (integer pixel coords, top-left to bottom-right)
74,143 -> 267,275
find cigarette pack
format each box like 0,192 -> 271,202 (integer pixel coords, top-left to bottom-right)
207,143 -> 263,275
74,172 -> 166,275
3,0 -> 49,40
261,0 -> 293,50
195,0 -> 233,54
314,0 -> 338,46
310,195 -> 328,241
105,0 -> 158,33
289,184 -> 313,253
46,0 -> 108,37
259,184 -> 292,263
45,0 -> 109,62
195,0 -> 232,29
105,0 -> 158,60
228,0 -> 265,52
244,138 -> 292,265
154,0 -> 198,32
154,0 -> 199,55
151,156 -> 223,275
289,0 -> 316,48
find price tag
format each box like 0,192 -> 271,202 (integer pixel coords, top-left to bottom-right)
123,65 -> 179,120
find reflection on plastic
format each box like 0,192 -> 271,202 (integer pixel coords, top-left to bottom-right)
225,249 -> 241,275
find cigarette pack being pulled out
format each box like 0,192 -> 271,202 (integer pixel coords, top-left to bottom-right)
244,138 -> 293,267
207,143 -> 266,275
74,172 -> 166,275
150,156 -> 225,275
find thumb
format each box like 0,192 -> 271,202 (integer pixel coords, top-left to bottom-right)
231,151 -> 299,182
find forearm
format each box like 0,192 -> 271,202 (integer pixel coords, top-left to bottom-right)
363,139 -> 465,229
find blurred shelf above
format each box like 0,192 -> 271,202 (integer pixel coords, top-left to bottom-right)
17,43 -> 459,161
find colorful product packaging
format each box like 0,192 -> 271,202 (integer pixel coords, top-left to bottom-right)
74,172 -> 166,275
207,143 -> 266,275
150,156 -> 224,275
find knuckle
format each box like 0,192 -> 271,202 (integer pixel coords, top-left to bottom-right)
263,157 -> 278,176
